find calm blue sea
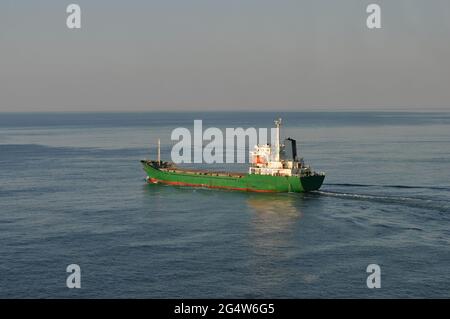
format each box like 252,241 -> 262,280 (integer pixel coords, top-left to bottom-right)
0,112 -> 449,298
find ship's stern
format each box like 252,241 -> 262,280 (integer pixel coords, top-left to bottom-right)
300,174 -> 325,192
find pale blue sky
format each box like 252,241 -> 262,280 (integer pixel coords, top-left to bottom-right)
1,0 -> 450,111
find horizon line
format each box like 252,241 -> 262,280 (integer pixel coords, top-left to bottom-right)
1,109 -> 450,114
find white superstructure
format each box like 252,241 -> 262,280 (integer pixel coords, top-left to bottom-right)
249,118 -> 315,177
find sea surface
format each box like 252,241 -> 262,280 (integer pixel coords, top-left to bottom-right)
0,112 -> 449,298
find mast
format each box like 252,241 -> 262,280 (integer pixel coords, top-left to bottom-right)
157,138 -> 161,164
274,118 -> 282,162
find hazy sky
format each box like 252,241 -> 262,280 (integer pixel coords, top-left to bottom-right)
1,0 -> 450,112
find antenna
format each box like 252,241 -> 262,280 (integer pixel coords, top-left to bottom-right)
274,118 -> 282,162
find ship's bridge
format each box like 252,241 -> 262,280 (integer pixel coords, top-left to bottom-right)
249,144 -> 300,176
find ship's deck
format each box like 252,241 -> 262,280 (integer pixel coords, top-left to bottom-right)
141,159 -> 246,177
159,167 -> 246,178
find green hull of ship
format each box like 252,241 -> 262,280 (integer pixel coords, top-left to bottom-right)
141,161 -> 324,193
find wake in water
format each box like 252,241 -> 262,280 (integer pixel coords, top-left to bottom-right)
311,188 -> 450,214
326,183 -> 450,191
314,190 -> 426,202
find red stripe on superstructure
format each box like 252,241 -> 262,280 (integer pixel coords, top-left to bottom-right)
146,178 -> 277,193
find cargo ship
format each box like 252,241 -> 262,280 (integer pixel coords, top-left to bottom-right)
141,119 -> 325,193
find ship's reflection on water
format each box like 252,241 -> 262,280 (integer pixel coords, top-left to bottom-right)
246,193 -> 302,231
245,194 -> 320,295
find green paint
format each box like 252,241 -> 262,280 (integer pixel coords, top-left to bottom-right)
141,161 -> 324,193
